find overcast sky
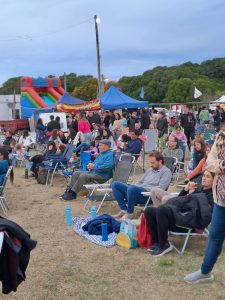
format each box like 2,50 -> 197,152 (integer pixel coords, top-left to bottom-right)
0,0 -> 225,84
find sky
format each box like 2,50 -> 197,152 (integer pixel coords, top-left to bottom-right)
0,0 -> 225,84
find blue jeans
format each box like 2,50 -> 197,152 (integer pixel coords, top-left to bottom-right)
74,142 -> 90,153
111,181 -> 148,213
201,204 -> 225,274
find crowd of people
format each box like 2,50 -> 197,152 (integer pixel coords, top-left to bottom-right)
0,104 -> 225,285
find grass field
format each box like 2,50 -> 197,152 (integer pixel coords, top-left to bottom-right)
2,167 -> 225,300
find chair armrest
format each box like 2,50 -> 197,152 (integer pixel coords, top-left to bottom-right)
96,188 -> 112,193
83,183 -> 111,189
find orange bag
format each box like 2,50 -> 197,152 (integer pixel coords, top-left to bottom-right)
137,213 -> 153,248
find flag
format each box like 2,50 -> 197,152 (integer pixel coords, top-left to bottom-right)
140,87 -> 145,99
194,87 -> 202,99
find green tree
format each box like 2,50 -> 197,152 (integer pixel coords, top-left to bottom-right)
72,78 -> 98,100
165,78 -> 193,103
104,81 -> 121,92
0,77 -> 21,94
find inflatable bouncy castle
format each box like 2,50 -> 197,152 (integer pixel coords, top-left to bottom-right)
20,77 -> 65,118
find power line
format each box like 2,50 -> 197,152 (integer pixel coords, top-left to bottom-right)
0,17 -> 92,42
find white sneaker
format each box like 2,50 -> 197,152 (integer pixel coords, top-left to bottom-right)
184,269 -> 214,284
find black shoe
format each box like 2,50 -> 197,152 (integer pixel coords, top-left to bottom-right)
147,243 -> 159,252
150,243 -> 173,257
60,191 -> 77,201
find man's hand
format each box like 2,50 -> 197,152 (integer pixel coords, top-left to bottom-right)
87,163 -> 94,170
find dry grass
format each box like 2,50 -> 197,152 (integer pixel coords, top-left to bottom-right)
2,167 -> 225,300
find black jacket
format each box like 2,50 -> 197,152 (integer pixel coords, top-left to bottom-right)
180,113 -> 196,129
0,217 -> 37,294
157,117 -> 168,137
165,188 -> 213,229
47,120 -> 60,132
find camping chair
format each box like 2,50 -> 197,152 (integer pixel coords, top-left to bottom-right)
0,166 -> 13,216
169,226 -> 209,254
83,154 -> 135,213
142,129 -> 158,171
44,144 -> 76,185
163,156 -> 185,184
203,128 -> 216,144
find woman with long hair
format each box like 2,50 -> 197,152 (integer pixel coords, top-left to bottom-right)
18,130 -> 33,147
192,138 -> 206,169
112,112 -> 123,141
36,118 -> 46,144
103,128 -> 116,149
49,129 -> 62,144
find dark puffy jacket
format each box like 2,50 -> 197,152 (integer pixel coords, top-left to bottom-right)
82,214 -> 121,235
165,191 -> 213,229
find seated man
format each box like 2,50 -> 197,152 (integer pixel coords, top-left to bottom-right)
0,131 -> 16,150
144,170 -> 214,257
112,152 -> 172,219
162,136 -> 183,162
124,129 -> 142,155
60,139 -> 114,201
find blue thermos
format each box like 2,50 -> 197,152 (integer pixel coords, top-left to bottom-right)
90,206 -> 97,220
101,223 -> 108,241
65,205 -> 72,226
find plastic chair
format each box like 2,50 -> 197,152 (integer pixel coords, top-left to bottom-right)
83,154 -> 135,213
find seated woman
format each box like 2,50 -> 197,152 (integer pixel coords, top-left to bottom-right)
49,129 -> 63,144
184,144 -> 211,184
0,148 -> 13,185
192,138 -> 207,169
29,141 -> 57,178
102,128 -> 116,149
144,170 -> 214,257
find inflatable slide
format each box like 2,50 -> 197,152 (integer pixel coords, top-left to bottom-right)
20,77 -> 64,118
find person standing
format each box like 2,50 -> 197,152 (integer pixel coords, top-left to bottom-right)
156,111 -> 168,152
184,123 -> 225,284
47,115 -> 60,132
112,113 -> 123,141
180,107 -> 196,151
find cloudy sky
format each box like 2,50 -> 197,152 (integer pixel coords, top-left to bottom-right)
0,0 -> 225,84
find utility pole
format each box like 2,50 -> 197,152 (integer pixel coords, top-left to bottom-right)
12,90 -> 16,119
94,15 -> 102,98
63,72 -> 67,92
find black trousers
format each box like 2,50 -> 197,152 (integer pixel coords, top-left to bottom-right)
144,206 -> 175,246
184,128 -> 195,151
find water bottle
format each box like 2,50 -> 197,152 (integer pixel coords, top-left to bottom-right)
101,223 -> 108,241
65,205 -> 72,226
90,206 -> 97,220
25,168 -> 28,179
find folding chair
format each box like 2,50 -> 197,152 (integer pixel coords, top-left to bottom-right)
203,128 -> 216,144
83,154 -> 135,213
169,226 -> 209,254
164,156 -> 185,184
44,144 -> 76,186
142,129 -> 158,171
0,166 -> 13,216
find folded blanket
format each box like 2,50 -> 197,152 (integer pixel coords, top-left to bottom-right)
73,216 -> 117,247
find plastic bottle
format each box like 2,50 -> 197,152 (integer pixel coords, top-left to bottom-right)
90,206 -> 97,220
101,223 -> 108,241
25,168 -> 28,179
65,205 -> 72,226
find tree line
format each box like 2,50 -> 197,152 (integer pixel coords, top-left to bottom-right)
1,57 -> 225,103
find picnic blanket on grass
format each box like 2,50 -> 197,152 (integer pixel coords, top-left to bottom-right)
73,216 -> 117,247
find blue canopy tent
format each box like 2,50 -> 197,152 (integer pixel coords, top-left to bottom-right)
100,86 -> 149,109
58,92 -> 84,105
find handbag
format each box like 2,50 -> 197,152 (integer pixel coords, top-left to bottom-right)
137,213 -> 153,248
